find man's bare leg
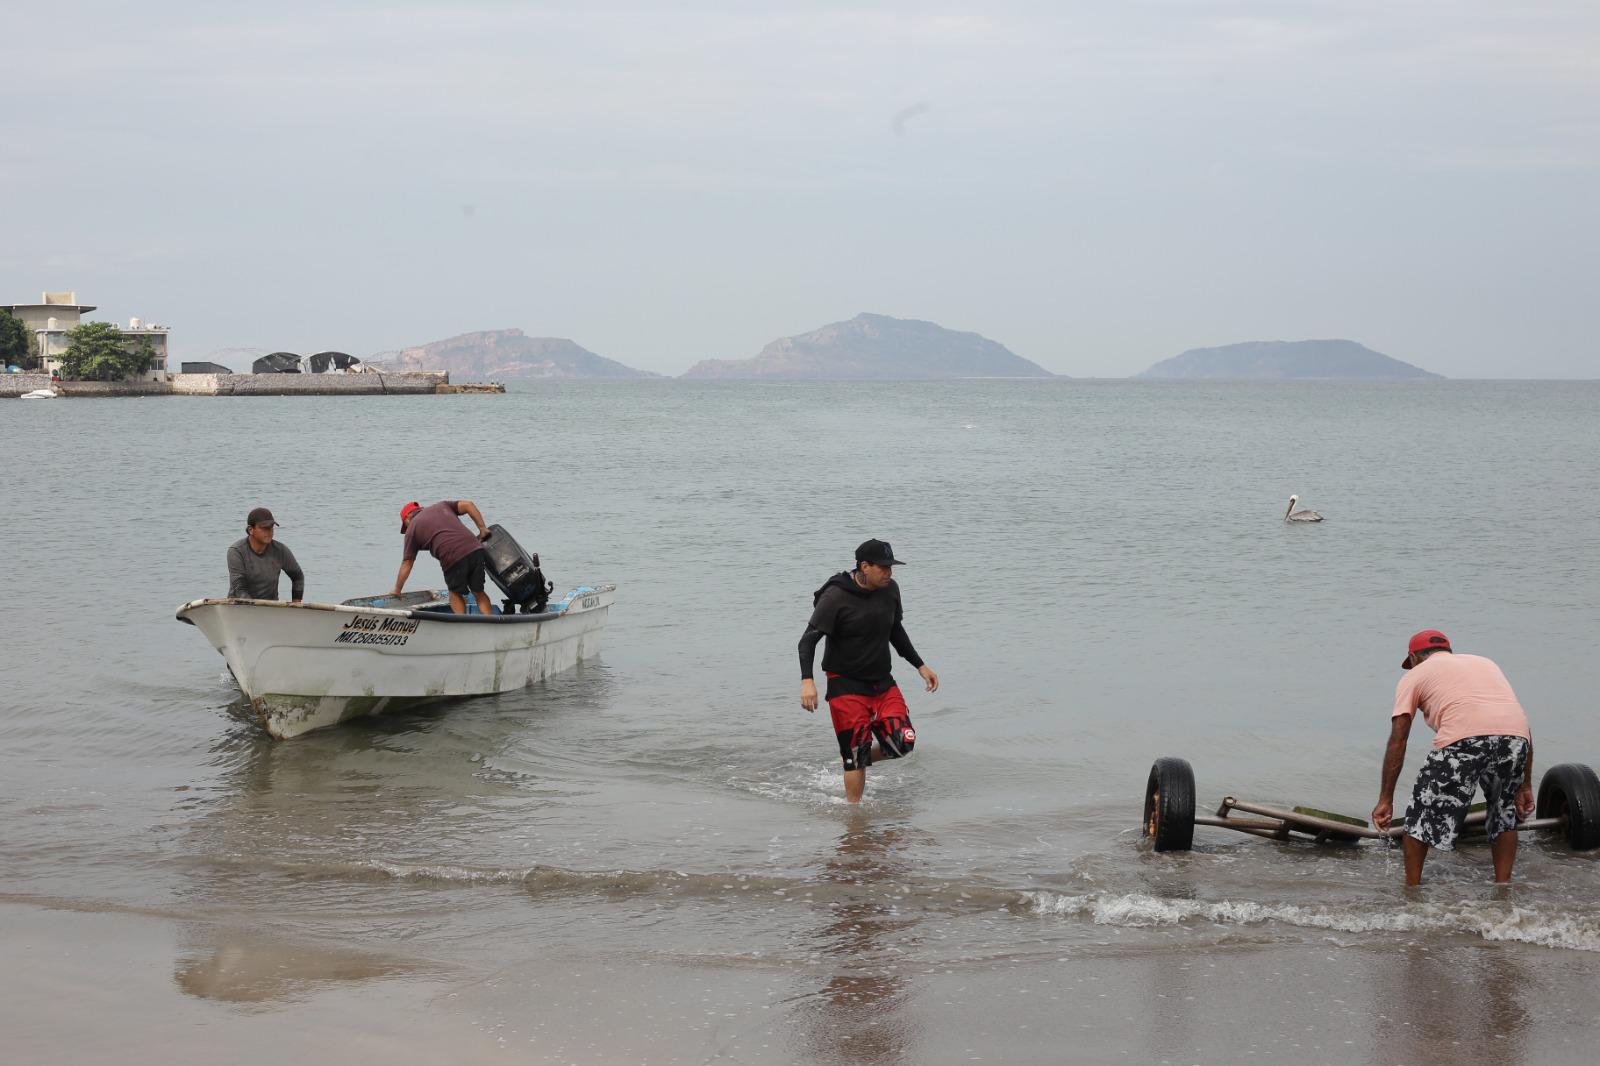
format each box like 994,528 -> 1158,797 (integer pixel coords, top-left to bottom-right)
1402,835 -> 1429,886
842,743 -> 886,804
448,590 -> 467,614
474,589 -> 493,615
1491,831 -> 1518,883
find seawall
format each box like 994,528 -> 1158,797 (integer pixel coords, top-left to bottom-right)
171,372 -> 449,395
1,372 -> 497,398
3,374 -> 169,397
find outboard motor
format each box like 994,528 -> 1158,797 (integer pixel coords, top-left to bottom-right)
480,524 -> 553,614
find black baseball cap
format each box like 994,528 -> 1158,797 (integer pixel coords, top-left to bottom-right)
855,539 -> 905,566
247,506 -> 278,528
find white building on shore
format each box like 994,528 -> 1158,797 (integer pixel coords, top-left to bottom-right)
1,292 -> 171,381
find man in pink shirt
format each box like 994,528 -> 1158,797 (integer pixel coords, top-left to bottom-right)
1371,630 -> 1535,885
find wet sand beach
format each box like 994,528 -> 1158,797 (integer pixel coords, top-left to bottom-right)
8,865 -> 1599,1064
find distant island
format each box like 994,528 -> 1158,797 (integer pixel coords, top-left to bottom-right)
369,326 -> 1444,383
380,329 -> 657,380
1138,339 -> 1442,381
680,312 -> 1055,380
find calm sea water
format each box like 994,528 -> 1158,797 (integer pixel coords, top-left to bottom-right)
3,380 -> 1599,1063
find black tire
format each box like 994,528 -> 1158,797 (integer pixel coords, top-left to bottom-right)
1537,763 -> 1600,851
1143,757 -> 1196,852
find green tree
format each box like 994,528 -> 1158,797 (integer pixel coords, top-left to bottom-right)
0,309 -> 38,370
57,321 -> 156,381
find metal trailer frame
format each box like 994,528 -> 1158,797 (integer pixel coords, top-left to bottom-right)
1142,756 -> 1600,853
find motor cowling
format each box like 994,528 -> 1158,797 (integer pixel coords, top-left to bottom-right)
480,524 -> 554,613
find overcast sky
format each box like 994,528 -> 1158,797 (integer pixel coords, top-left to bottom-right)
4,2 -> 1596,377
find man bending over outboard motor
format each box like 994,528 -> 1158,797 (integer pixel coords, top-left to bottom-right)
392,499 -> 493,615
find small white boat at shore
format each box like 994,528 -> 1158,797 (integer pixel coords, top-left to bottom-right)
177,585 -> 616,739
20,387 -> 59,399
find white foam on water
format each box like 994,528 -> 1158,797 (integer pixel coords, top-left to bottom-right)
363,860 -> 533,885
740,763 -> 852,807
1023,890 -> 1600,952
742,760 -> 909,808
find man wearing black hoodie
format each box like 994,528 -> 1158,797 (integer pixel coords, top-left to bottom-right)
798,539 -> 940,803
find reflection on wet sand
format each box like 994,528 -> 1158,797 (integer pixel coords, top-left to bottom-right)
169,677 -> 613,1009
169,725 -> 444,1008
1369,939 -> 1530,1066
1143,943 -> 1197,1061
1136,853 -> 1207,1060
799,810 -> 922,1065
175,931 -> 434,1004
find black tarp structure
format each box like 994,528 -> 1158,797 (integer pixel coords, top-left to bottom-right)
308,351 -> 360,374
180,361 -> 233,374
252,352 -> 302,374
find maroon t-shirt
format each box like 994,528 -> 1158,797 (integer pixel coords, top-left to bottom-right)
402,501 -> 481,571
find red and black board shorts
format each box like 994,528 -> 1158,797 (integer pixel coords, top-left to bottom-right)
826,679 -> 916,772
442,548 -> 488,595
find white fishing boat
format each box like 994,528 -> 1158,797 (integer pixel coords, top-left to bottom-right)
176,585 -> 616,739
20,387 -> 58,399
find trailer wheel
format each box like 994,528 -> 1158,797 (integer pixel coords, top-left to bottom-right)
1537,763 -> 1600,851
1143,757 -> 1196,852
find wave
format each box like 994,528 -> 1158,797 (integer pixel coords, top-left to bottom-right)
361,859 -> 1022,911
171,852 -> 1600,953
184,852 -> 1021,912
1023,890 -> 1600,952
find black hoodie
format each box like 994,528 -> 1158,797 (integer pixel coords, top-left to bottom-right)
799,571 -> 924,698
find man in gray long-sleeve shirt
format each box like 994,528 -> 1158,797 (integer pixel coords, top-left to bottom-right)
227,506 -> 304,602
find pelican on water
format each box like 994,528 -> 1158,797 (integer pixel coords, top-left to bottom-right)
1284,495 -> 1324,523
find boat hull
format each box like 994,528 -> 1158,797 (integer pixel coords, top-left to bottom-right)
177,587 -> 614,739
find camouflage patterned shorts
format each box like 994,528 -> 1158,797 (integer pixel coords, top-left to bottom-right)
1404,735 -> 1529,851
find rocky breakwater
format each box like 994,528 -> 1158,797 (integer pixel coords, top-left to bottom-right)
172,372 -> 451,395
6,372 -> 477,397
3,374 -> 168,397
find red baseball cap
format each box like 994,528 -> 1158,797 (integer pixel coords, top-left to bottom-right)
1402,629 -> 1451,669
400,501 -> 421,532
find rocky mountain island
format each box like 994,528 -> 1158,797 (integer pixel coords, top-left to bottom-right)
381,329 -> 656,380
681,313 -> 1055,380
1138,339 -> 1441,381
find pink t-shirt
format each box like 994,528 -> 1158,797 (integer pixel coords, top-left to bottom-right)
1392,652 -> 1530,749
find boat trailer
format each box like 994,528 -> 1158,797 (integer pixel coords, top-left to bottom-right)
1142,756 -> 1600,853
